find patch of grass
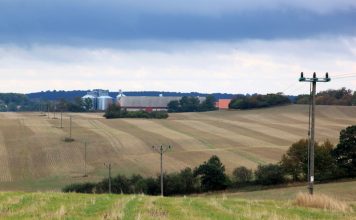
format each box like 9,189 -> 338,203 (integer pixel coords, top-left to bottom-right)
0,192 -> 354,219
295,192 -> 351,212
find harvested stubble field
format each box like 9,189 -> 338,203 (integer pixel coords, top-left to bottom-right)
0,181 -> 355,220
0,104 -> 355,191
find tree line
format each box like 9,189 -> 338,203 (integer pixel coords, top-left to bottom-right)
229,93 -> 291,110
104,104 -> 168,119
167,95 -> 217,112
295,87 -> 356,106
63,125 -> 356,195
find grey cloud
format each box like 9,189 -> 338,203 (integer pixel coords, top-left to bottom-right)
0,0 -> 355,46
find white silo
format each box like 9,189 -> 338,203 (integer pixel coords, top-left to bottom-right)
116,89 -> 126,104
98,90 -> 113,111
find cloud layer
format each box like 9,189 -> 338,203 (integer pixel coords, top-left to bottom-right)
1,37 -> 355,94
0,0 -> 355,45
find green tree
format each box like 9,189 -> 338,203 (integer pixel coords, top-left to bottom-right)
333,125 -> 356,177
280,139 -> 309,181
83,98 -> 93,111
194,155 -> 229,191
167,100 -> 180,112
255,164 -> 284,185
232,166 -> 253,185
199,95 -> 217,111
280,139 -> 337,181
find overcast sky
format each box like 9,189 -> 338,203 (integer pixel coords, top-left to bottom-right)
0,0 -> 355,94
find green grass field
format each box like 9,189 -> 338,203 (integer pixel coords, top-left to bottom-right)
0,105 -> 355,191
0,181 -> 355,220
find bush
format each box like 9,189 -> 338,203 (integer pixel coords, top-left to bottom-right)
232,166 -> 253,186
255,164 -> 284,185
62,182 -> 96,193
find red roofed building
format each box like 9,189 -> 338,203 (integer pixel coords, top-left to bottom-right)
215,99 -> 231,110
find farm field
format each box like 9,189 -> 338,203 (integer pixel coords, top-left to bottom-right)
0,104 -> 355,191
0,180 -> 355,219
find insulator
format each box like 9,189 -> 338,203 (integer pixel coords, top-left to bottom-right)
313,72 -> 316,78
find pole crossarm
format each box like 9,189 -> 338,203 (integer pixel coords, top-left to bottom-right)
299,72 -> 331,82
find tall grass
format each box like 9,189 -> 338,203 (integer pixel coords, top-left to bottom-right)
295,192 -> 351,212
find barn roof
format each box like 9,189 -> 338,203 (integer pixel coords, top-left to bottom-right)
119,96 -> 181,108
119,96 -> 206,108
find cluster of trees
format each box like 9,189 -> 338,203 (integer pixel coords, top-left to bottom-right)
0,93 -> 93,113
0,93 -> 40,111
63,156 -> 228,195
64,125 -> 356,195
296,87 -> 356,106
104,104 -> 168,119
167,96 -> 217,113
229,93 -> 291,110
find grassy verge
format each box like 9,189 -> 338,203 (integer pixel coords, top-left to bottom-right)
0,192 -> 354,220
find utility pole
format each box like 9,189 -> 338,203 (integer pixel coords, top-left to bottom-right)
104,163 -> 112,194
299,72 -> 330,195
84,142 -> 88,177
53,103 -> 56,119
68,116 -> 73,140
47,104 -> 50,119
60,110 -> 63,128
152,145 -> 172,197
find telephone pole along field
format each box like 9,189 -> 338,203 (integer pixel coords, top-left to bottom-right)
299,72 -> 330,195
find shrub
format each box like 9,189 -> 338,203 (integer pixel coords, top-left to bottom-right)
232,166 -> 253,186
62,182 -> 96,193
255,164 -> 284,185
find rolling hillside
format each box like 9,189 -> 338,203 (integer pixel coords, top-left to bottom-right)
0,105 -> 355,191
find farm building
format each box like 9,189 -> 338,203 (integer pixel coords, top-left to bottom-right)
117,92 -> 207,112
117,96 -> 181,112
215,99 -> 231,110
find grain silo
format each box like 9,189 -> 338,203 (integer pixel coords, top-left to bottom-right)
97,90 -> 113,111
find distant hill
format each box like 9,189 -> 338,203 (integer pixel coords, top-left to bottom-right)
26,90 -> 237,101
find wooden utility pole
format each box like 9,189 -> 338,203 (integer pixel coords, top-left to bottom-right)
152,145 -> 172,197
104,163 -> 112,194
60,110 -> 63,128
84,142 -> 88,177
299,72 -> 330,195
69,116 -> 72,139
